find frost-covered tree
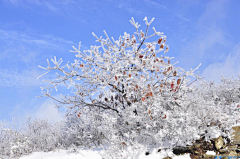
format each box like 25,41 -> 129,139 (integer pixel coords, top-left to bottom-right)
38,17 -> 208,151
193,75 -> 240,137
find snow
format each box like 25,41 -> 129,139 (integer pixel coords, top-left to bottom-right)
20,149 -> 103,159
20,148 -> 191,159
206,151 -> 216,155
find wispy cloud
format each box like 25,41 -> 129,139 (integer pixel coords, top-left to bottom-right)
0,28 -> 75,88
9,97 -> 64,125
144,0 -> 190,21
0,29 -> 74,51
4,0 -> 75,9
177,0 -> 231,71
202,42 -> 240,81
0,28 -> 75,67
31,98 -> 64,122
178,28 -> 227,69
118,3 -> 144,16
3,0 -> 79,20
0,69 -> 44,87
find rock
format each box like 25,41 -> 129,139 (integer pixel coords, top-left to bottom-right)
194,151 -> 199,155
218,149 -> 229,154
221,155 -> 230,159
209,122 -> 217,127
237,149 -> 240,153
203,154 -> 215,159
163,157 -> 172,159
145,152 -> 150,155
227,145 -> 237,151
189,154 -> 200,159
172,146 -> 191,155
232,126 -> 240,145
202,142 -> 214,151
194,143 -> 201,149
215,136 -> 224,150
229,151 -> 237,156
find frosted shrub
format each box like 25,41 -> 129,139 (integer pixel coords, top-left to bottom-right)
38,17 -> 238,155
24,117 -> 65,152
0,120 -> 16,158
0,118 -> 65,158
193,75 -> 240,139
0,120 -> 31,158
63,114 -> 106,148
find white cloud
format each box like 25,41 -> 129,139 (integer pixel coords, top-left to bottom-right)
202,42 -> 240,81
0,69 -> 45,87
0,29 -> 74,51
196,0 -> 226,30
9,97 -> 64,125
3,0 -> 76,16
32,98 -> 64,122
177,0 -> 231,71
178,27 -> 227,69
0,28 -> 76,88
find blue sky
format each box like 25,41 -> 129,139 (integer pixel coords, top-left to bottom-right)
0,0 -> 239,123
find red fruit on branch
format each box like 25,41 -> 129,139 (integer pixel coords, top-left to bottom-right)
149,92 -> 153,97
158,38 -> 163,44
146,93 -> 149,97
171,83 -> 174,89
177,79 -> 181,85
150,115 -> 153,120
122,142 -> 127,146
164,38 -> 166,43
160,44 -> 164,49
173,71 -> 177,76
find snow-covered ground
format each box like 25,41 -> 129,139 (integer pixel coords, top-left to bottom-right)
20,148 -> 191,159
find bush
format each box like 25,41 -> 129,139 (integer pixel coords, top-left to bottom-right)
0,118 -> 64,158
